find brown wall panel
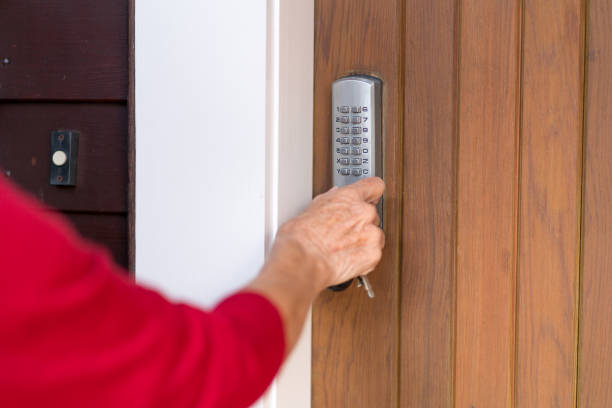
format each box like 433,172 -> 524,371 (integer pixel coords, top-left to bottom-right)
64,212 -> 128,270
0,0 -> 128,101
401,0 -> 456,406
311,0 -> 403,406
0,103 -> 128,213
579,0 -> 612,405
516,0 -> 585,405
454,1 -> 521,406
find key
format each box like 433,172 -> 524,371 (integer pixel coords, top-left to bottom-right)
356,276 -> 375,298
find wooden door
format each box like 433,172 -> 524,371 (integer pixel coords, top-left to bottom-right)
0,0 -> 132,271
312,0 -> 612,406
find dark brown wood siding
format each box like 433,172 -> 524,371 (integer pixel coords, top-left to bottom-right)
0,0 -> 130,270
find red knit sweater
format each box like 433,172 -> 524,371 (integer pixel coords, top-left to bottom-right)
0,177 -> 285,407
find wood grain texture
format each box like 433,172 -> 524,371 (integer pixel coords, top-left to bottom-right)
455,1 -> 521,406
0,103 -> 128,213
578,0 -> 612,405
516,0 -> 585,405
0,0 -> 128,101
311,0 -> 402,406
400,0 -> 456,406
64,212 -> 129,270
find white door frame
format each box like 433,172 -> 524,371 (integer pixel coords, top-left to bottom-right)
260,0 -> 313,406
134,1 -> 313,406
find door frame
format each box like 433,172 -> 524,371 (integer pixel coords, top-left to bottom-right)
132,0 -> 313,406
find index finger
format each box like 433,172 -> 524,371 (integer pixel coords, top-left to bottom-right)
345,177 -> 385,204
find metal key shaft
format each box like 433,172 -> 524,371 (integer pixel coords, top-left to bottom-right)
357,276 -> 375,298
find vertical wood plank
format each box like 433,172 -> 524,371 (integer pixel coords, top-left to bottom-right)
579,0 -> 612,405
516,0 -> 585,406
455,1 -> 521,406
311,0 -> 402,406
401,1 -> 457,406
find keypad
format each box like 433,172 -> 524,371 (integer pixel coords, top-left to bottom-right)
334,104 -> 370,177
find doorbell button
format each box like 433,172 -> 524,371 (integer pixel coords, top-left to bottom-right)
340,106 -> 350,113
52,150 -> 68,166
351,106 -> 361,113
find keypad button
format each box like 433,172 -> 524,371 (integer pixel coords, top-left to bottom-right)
351,116 -> 362,124
351,137 -> 361,145
340,137 -> 350,144
351,127 -> 361,134
340,147 -> 350,155
340,116 -> 350,124
341,127 -> 350,134
351,168 -> 362,176
351,158 -> 362,165
340,158 -> 350,165
340,106 -> 350,113
341,168 -> 350,176
351,106 -> 361,113
351,147 -> 361,155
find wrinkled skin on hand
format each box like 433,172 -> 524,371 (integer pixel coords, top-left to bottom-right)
274,177 -> 386,290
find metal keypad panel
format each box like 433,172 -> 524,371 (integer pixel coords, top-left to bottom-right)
332,75 -> 382,188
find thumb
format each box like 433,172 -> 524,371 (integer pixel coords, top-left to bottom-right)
347,177 -> 385,204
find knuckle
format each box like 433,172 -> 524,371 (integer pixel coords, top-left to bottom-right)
377,228 -> 386,247
360,203 -> 377,220
339,187 -> 358,200
374,248 -> 383,262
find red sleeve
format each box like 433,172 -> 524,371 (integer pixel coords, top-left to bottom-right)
0,178 -> 285,408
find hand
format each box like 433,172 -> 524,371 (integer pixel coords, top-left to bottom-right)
274,177 -> 386,291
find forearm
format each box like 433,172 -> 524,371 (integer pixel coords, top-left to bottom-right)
246,236 -> 325,355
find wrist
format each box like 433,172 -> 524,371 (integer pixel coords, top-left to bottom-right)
268,235 -> 331,294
